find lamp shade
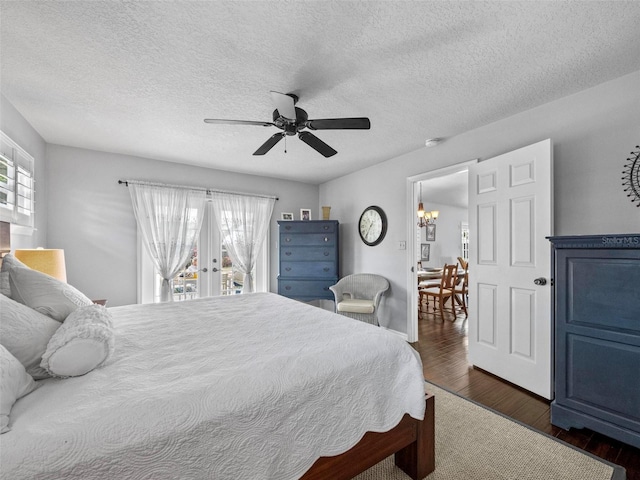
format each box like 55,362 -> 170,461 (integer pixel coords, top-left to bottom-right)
14,249 -> 67,282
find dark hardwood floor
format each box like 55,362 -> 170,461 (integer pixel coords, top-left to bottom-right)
411,307 -> 640,480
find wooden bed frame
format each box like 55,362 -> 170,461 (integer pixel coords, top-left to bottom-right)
301,393 -> 435,480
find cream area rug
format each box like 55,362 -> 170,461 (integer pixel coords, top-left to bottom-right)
355,383 -> 625,480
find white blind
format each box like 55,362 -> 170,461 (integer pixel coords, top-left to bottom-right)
0,131 -> 34,228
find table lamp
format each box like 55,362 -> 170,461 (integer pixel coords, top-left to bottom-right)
14,248 -> 67,282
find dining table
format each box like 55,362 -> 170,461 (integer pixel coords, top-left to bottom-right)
417,267 -> 445,283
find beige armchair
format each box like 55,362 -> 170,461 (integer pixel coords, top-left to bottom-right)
329,274 -> 390,326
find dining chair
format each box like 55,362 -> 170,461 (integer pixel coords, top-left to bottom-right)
457,256 -> 468,271
418,278 -> 439,315
453,258 -> 469,317
453,269 -> 469,318
421,264 -> 458,322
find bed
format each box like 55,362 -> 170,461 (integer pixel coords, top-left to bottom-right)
1,292 -> 434,480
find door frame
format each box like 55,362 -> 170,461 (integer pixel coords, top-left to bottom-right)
406,159 -> 477,342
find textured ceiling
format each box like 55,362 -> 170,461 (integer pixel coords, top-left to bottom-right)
1,1 -> 639,185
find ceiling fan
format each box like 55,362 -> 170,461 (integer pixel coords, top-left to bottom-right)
204,91 -> 370,158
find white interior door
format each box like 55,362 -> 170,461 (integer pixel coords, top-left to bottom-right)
468,139 -> 554,399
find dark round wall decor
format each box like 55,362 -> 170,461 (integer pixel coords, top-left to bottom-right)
622,145 -> 640,207
358,205 -> 387,246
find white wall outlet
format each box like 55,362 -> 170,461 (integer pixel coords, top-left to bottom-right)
399,241 -> 406,250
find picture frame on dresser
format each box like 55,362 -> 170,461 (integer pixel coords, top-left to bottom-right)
300,209 -> 311,221
281,212 -> 294,221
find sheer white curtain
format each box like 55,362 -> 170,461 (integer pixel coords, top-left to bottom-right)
129,183 -> 207,302
210,192 -> 275,293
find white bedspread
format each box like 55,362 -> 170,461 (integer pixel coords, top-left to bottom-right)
1,293 -> 425,480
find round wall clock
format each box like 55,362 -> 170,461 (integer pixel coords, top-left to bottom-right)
358,205 -> 387,246
622,145 -> 640,207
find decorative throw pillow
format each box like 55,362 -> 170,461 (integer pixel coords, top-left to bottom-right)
1,345 -> 38,433
0,294 -> 61,379
8,266 -> 92,322
0,254 -> 28,298
41,304 -> 115,378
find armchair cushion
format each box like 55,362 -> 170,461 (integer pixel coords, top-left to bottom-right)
337,298 -> 375,314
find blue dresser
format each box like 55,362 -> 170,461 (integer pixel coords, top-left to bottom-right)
277,220 -> 339,301
549,234 -> 640,448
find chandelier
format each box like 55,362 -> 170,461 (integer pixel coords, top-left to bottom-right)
417,182 -> 439,227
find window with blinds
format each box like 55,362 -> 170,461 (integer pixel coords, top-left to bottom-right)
0,131 -> 34,229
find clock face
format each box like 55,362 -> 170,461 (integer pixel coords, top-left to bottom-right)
358,206 -> 387,246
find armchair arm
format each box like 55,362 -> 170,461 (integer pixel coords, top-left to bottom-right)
329,284 -> 352,303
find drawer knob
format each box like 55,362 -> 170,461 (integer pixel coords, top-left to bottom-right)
324,237 -> 329,242
285,252 -> 292,256
285,226 -> 292,230
285,286 -> 291,291
285,267 -> 291,271
323,267 -> 330,272
324,251 -> 330,256
323,226 -> 329,230
285,238 -> 291,242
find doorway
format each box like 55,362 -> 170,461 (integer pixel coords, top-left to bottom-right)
407,160 -> 475,342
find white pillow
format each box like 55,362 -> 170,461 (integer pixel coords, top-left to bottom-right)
0,253 -> 28,298
41,304 -> 115,378
1,345 -> 38,433
0,294 -> 61,379
8,266 -> 92,322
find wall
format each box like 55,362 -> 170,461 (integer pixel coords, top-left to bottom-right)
0,94 -> 47,248
320,70 -> 640,334
417,202 -> 468,269
45,144 -> 318,306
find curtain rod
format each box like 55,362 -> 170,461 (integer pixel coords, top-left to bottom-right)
118,180 -> 278,201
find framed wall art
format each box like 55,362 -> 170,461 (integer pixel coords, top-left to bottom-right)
421,243 -> 431,262
426,224 -> 436,241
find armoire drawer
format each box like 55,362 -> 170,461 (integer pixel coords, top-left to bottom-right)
279,221 -> 336,234
280,246 -> 336,262
280,261 -> 337,278
278,279 -> 336,299
280,233 -> 337,246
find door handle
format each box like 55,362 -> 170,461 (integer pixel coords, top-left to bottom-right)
534,277 -> 547,286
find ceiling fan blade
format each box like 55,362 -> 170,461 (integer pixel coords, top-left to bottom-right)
269,91 -> 297,121
253,133 -> 285,155
305,117 -> 371,130
204,118 -> 275,127
298,131 -> 337,158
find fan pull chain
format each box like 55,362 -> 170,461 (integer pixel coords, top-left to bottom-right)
284,135 -> 287,154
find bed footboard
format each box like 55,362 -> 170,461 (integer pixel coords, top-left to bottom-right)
301,393 -> 435,480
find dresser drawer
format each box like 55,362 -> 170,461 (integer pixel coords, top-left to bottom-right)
280,233 -> 337,246
280,221 -> 336,234
280,246 -> 336,262
280,261 -> 337,278
278,279 -> 336,299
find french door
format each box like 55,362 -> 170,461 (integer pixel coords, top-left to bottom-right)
138,203 -> 269,303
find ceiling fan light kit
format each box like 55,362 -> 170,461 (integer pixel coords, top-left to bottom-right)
204,91 -> 370,158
